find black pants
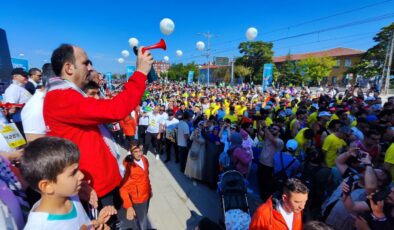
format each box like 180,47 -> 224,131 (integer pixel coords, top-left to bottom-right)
178,146 -> 189,173
165,138 -> 179,162
133,199 -> 150,230
257,163 -> 274,201
144,132 -> 158,155
138,125 -> 148,145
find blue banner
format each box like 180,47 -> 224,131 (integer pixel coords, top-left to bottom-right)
11,58 -> 29,71
262,64 -> 273,92
126,66 -> 135,80
188,71 -> 194,84
105,72 -> 112,91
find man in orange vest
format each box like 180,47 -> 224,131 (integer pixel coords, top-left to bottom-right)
250,178 -> 309,230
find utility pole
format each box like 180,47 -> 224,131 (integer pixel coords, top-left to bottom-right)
231,57 -> 235,85
384,31 -> 394,95
197,32 -> 218,85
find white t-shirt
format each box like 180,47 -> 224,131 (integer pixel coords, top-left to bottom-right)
146,112 -> 162,134
139,116 -> 149,126
278,202 -> 294,230
3,81 -> 32,104
24,196 -> 91,230
134,159 -> 145,170
21,90 -> 46,135
177,121 -> 189,147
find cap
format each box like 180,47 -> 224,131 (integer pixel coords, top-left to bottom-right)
11,68 -> 28,78
286,139 -> 298,152
366,114 -> 378,122
339,126 -> 352,135
318,111 -> 332,117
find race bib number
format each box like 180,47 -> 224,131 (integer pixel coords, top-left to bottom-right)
0,123 -> 26,148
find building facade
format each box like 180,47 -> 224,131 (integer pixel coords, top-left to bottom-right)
273,47 -> 364,85
153,61 -> 170,76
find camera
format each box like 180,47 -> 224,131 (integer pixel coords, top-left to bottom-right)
344,175 -> 354,196
356,149 -> 366,159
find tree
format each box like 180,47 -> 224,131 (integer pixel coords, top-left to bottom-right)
298,57 -> 336,86
234,65 -> 252,83
167,62 -> 200,81
348,22 -> 394,78
276,53 -> 302,86
235,41 -> 274,82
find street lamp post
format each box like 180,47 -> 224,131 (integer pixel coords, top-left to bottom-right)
197,32 -> 217,85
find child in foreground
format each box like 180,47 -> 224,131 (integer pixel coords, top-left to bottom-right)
20,137 -> 116,229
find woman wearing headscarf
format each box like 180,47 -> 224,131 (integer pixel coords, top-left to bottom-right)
184,121 -> 206,181
203,124 -> 223,189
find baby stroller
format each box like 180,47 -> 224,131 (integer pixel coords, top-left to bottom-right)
218,170 -> 250,228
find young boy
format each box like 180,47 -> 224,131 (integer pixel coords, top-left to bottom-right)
20,137 -> 116,229
119,141 -> 152,230
83,81 -> 101,99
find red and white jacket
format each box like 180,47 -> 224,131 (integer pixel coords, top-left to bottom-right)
43,71 -> 147,197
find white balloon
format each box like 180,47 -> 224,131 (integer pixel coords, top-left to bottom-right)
128,37 -> 139,47
163,56 -> 169,62
176,50 -> 183,57
196,41 -> 205,51
121,50 -> 130,58
118,58 -> 125,64
246,27 -> 258,41
160,18 -> 175,35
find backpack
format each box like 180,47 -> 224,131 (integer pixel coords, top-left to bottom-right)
273,152 -> 296,192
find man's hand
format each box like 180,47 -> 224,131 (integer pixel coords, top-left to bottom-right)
126,207 -> 136,220
136,47 -> 154,76
79,180 -> 98,208
352,215 -> 371,230
98,206 -> 117,224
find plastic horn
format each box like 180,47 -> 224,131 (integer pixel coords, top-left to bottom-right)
0,102 -> 24,109
132,39 -> 167,83
133,39 -> 167,55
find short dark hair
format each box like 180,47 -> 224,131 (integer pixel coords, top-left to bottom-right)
51,44 -> 75,76
20,137 -> 80,192
28,67 -> 41,76
83,81 -> 100,92
283,178 -> 309,196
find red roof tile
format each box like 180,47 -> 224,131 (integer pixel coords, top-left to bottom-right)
273,47 -> 365,63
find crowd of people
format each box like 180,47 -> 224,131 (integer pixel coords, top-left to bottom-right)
0,42 -> 393,230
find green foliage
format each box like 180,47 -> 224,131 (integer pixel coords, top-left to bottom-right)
348,22 -> 394,78
167,62 -> 200,81
235,41 -> 274,82
298,56 -> 336,85
234,65 -> 252,82
212,67 -> 230,82
276,53 -> 303,86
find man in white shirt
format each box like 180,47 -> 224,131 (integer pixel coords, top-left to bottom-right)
25,68 -> 42,95
143,105 -> 163,159
177,111 -> 190,172
3,68 -> 32,135
164,111 -> 179,163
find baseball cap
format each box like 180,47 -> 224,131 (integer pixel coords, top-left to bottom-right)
286,139 -> 298,152
11,68 -> 28,78
318,111 -> 332,117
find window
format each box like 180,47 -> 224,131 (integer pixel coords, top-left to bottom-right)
344,59 -> 352,67
334,59 -> 340,67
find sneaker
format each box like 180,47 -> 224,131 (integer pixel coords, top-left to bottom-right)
155,154 -> 160,160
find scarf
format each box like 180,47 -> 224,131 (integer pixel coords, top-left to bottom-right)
47,79 -> 119,160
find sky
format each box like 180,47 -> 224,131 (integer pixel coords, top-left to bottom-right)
1,0 -> 393,74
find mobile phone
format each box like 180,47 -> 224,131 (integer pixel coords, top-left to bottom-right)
372,188 -> 391,203
357,149 -> 366,159
344,176 -> 354,196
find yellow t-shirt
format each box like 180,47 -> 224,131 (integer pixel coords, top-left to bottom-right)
295,128 -> 309,153
322,133 -> 347,168
384,143 -> 394,182
265,117 -> 273,127
224,113 -> 238,123
307,112 -> 318,126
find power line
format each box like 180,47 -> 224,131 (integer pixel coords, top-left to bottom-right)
176,13 -> 393,62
